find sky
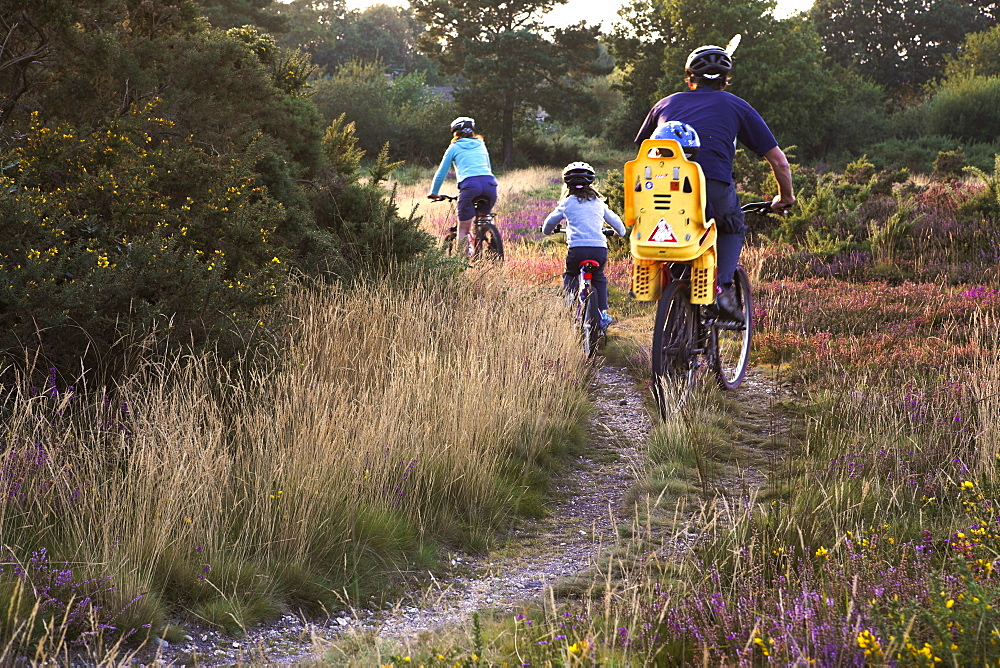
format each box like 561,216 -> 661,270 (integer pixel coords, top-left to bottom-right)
340,0 -> 816,28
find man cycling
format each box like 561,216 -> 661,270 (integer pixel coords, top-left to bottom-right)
635,44 -> 795,323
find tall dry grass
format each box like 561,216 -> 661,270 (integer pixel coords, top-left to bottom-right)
392,167 -> 558,238
0,267 -> 590,658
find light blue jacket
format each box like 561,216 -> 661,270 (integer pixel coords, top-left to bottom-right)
542,196 -> 626,248
430,138 -> 494,195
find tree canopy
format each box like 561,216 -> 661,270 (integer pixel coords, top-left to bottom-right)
810,0 -> 999,97
412,0 -> 605,164
943,24 -> 1000,80
271,0 -> 432,74
192,0 -> 284,30
606,0 -> 839,156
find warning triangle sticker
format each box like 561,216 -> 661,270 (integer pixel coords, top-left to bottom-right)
648,218 -> 677,243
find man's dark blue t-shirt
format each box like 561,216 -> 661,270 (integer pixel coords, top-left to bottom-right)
635,88 -> 778,184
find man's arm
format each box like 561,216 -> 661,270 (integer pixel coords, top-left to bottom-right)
762,146 -> 795,210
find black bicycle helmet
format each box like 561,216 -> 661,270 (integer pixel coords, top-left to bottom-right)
450,116 -> 475,137
685,45 -> 732,79
562,161 -> 595,189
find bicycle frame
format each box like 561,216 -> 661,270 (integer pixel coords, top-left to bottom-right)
435,195 -> 504,261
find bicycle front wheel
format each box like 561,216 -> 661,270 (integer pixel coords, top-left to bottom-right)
712,266 -> 753,389
651,280 -> 698,417
581,290 -> 602,357
443,226 -> 458,256
473,222 -> 504,262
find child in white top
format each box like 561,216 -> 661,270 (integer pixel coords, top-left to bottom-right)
541,162 -> 626,328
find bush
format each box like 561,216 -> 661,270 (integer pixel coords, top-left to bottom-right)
866,136 -> 1000,173
924,76 -> 1000,144
311,61 -> 456,164
0,105 -> 294,378
513,124 -> 628,168
933,147 -> 968,178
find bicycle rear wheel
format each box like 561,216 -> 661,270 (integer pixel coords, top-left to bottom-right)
581,289 -> 602,357
651,280 -> 698,417
712,266 -> 753,389
473,221 -> 504,262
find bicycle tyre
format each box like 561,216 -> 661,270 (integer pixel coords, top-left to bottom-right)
712,266 -> 753,390
581,289 -> 602,357
473,221 -> 504,262
651,280 -> 698,418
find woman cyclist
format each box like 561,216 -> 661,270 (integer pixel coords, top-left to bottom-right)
427,117 -> 498,256
541,162 -> 627,329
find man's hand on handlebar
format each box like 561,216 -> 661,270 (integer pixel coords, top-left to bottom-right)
770,194 -> 796,214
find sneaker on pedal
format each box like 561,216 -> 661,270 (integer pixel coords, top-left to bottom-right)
715,283 -> 744,324
600,311 -> 613,329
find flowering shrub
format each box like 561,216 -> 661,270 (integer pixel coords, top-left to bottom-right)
0,103 -> 291,375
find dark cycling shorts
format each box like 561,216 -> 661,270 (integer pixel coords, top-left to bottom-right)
457,175 -> 498,220
706,179 -> 746,235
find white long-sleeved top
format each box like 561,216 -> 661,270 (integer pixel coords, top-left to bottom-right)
541,196 -> 626,247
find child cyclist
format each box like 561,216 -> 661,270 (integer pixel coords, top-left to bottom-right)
541,162 -> 627,329
427,116 -> 497,256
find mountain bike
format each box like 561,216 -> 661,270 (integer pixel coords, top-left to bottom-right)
552,226 -> 616,357
433,194 -> 504,262
624,138 -> 781,417
649,201 -> 771,416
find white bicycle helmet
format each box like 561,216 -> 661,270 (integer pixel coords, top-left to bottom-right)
562,161 -> 596,189
450,116 -> 475,137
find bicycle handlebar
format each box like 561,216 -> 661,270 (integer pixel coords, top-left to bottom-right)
549,224 -> 618,237
741,200 -> 791,215
428,194 -> 458,202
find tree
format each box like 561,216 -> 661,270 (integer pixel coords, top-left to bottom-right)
412,0 -> 604,164
943,24 -> 1000,80
810,0 -> 998,98
192,0 -> 285,31
0,0 -> 204,132
0,6 -> 53,128
923,75 -> 1000,144
271,1 -> 433,75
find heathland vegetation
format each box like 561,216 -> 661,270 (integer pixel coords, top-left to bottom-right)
2,0 -> 1000,664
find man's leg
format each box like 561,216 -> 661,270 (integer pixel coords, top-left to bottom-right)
706,179 -> 746,322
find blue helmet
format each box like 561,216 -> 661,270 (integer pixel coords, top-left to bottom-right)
651,121 -> 700,159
